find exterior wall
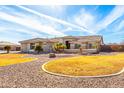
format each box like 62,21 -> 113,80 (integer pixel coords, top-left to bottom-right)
0,45 -> 20,51
43,43 -> 55,53
20,37 -> 102,53
64,49 -> 98,54
70,44 -> 75,49
81,42 -> 100,50
10,46 -> 17,51
64,49 -> 80,53
42,44 -> 50,52
21,43 -> 29,52
35,42 -> 42,46
63,38 -> 77,49
81,43 -> 87,49
35,43 -> 39,46
21,43 -> 42,52
27,43 -> 30,51
63,39 -> 75,45
58,39 -> 64,43
21,42 -> 53,53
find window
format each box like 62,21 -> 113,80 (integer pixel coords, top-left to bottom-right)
92,43 -> 97,49
88,44 -> 92,49
30,43 -> 35,49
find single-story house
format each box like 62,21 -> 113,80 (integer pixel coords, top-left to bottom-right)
0,41 -> 21,51
19,35 -> 104,53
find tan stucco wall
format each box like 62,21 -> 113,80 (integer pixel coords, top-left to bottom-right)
70,44 -> 75,49
42,44 -> 50,52
64,49 -> 80,53
0,45 -> 20,51
21,42 -> 53,52
20,38 -> 101,52
21,43 -> 29,52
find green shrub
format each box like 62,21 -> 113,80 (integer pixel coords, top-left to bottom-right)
92,43 -> 98,49
75,44 -> 81,49
35,45 -> 43,54
53,43 -> 66,52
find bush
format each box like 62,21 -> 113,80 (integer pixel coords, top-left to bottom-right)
101,45 -> 112,52
35,45 -> 43,54
92,43 -> 98,49
53,43 -> 66,53
75,44 -> 81,49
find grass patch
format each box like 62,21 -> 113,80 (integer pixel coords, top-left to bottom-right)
0,54 -> 37,66
43,53 -> 124,76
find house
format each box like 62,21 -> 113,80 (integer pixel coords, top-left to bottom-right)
0,41 -> 21,51
19,35 -> 104,53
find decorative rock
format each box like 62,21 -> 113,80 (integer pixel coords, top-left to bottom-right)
1,53 -> 124,88
49,53 -> 56,58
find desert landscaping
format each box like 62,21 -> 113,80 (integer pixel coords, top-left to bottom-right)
1,35 -> 124,88
1,52 -> 124,88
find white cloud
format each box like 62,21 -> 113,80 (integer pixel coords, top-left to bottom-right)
0,27 -> 8,31
25,5 -> 66,17
73,6 -> 124,34
61,27 -> 72,32
73,8 -> 96,34
0,26 -> 42,37
0,11 -> 66,36
17,5 -> 88,32
44,5 -> 66,16
75,14 -> 94,28
16,29 -> 41,37
69,8 -> 97,34
118,20 -> 124,31
94,5 -> 124,33
50,5 -> 65,12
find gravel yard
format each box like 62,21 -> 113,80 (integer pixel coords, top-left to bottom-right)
1,53 -> 124,88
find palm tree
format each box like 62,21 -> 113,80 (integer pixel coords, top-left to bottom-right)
4,45 -> 11,53
34,45 -> 43,54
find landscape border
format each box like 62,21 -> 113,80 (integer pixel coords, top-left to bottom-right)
42,61 -> 124,78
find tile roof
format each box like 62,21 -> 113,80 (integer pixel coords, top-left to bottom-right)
19,35 -> 104,44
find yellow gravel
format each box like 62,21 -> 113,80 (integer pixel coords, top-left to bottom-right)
0,54 -> 37,66
44,53 -> 124,76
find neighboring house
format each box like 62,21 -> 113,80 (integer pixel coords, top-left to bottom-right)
19,35 -> 104,53
0,41 -> 21,51
120,41 -> 124,45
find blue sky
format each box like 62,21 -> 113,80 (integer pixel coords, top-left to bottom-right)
0,5 -> 124,44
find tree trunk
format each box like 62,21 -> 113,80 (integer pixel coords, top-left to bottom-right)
38,51 -> 40,54
7,50 -> 9,53
79,47 -> 83,54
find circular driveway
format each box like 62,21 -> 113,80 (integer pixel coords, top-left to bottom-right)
1,54 -> 124,88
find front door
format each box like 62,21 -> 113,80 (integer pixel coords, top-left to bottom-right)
65,41 -> 70,49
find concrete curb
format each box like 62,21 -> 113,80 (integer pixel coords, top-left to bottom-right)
42,62 -> 124,78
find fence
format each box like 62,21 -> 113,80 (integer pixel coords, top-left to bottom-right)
101,45 -> 124,52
